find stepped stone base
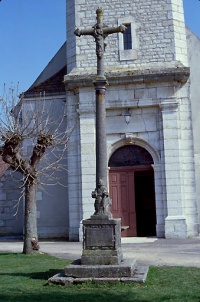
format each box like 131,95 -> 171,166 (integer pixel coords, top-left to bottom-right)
48,259 -> 149,285
48,216 -> 149,285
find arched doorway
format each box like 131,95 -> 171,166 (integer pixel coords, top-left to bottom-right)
109,145 -> 156,237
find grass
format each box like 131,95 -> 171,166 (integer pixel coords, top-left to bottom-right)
0,252 -> 200,302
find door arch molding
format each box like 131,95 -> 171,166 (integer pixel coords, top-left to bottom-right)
108,136 -> 160,165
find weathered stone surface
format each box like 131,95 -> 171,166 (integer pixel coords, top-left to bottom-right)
73,278 -> 93,285
81,253 -> 123,266
92,278 -> 121,284
48,262 -> 149,285
81,217 -> 123,265
65,66 -> 190,87
48,272 -> 74,286
64,259 -> 136,278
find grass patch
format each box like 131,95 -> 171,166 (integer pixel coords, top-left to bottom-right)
0,252 -> 200,301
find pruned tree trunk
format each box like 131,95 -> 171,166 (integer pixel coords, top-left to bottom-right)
0,131 -> 54,254
23,183 -> 39,254
0,91 -> 69,254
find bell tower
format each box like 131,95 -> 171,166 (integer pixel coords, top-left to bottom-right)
65,0 -> 198,240
66,0 -> 188,74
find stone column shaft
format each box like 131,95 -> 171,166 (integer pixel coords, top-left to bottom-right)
94,79 -> 108,188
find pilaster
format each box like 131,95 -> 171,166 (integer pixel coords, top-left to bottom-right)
152,164 -> 165,238
160,101 -> 187,238
78,108 -> 96,220
66,89 -> 82,241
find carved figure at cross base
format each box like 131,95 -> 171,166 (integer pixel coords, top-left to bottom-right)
75,8 -> 126,217
92,179 -> 112,217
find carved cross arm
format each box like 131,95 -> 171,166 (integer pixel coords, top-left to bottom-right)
74,24 -> 126,38
74,28 -> 94,37
103,24 -> 127,35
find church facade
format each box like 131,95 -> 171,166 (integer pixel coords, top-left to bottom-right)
1,0 -> 200,240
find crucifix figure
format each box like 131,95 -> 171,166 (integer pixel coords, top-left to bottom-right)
75,7 -> 126,217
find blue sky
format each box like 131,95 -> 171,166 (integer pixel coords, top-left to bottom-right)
0,0 -> 66,95
0,0 -> 199,96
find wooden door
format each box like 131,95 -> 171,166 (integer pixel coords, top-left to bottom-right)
109,166 -> 156,237
109,169 -> 137,237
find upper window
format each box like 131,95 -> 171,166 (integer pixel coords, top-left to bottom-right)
123,24 -> 132,50
118,16 -> 138,61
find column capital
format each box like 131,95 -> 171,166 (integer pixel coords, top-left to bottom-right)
77,109 -> 95,116
159,101 -> 179,112
93,77 -> 108,89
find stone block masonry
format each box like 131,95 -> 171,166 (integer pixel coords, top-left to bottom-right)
0,170 -> 23,235
67,0 -> 188,74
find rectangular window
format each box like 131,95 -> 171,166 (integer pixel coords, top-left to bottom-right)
123,24 -> 132,50
118,16 -> 138,61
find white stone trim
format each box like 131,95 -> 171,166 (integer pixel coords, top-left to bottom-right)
109,136 -> 160,165
152,164 -> 165,238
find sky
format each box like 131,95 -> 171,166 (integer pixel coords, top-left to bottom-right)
0,0 -> 199,96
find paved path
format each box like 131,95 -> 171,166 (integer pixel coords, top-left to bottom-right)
1,237 -> 200,267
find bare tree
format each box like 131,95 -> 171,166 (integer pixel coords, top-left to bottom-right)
0,85 -> 71,254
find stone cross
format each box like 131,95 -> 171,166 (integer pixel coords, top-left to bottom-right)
75,8 -> 126,216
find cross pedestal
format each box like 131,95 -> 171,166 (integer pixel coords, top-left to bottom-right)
81,216 -> 123,265
81,75 -> 123,265
75,7 -> 127,266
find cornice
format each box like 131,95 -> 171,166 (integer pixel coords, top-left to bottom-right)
64,66 -> 190,89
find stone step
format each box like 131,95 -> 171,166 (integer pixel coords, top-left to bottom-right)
48,263 -> 149,285
64,259 -> 137,278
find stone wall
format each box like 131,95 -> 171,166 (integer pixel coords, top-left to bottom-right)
0,95 -> 70,239
66,0 -> 188,74
69,76 -> 197,239
0,169 -> 23,236
24,96 -> 70,239
186,28 -> 200,234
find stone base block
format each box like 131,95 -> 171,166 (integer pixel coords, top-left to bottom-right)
64,259 -> 136,278
165,216 -> 187,238
81,248 -> 123,265
187,223 -> 199,237
82,217 -> 122,265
